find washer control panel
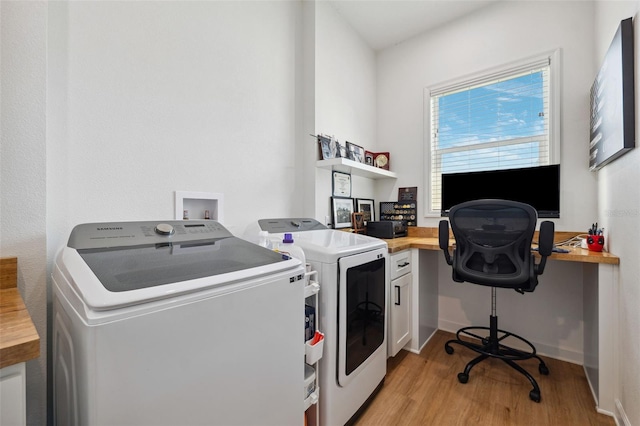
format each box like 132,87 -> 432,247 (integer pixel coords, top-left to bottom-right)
67,220 -> 232,249
154,223 -> 175,235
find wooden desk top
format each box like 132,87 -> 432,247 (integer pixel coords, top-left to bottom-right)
383,228 -> 620,265
0,257 -> 40,369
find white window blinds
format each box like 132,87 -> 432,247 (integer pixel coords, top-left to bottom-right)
427,52 -> 559,214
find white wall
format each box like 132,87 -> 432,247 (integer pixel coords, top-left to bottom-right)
47,1 -> 302,239
0,2 -> 48,425
377,0 -> 597,232
593,2 -> 640,425
376,1 -> 598,364
2,1 -> 304,424
315,2 -> 376,146
313,1 -> 385,224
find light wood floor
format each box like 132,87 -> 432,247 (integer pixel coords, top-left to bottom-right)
353,330 -> 615,426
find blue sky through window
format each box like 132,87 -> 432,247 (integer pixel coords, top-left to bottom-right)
436,71 -> 546,173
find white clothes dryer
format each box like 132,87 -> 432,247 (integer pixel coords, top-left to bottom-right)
249,218 -> 388,426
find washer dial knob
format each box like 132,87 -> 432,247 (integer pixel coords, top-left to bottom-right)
155,223 -> 175,236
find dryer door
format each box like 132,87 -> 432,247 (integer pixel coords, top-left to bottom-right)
337,248 -> 387,387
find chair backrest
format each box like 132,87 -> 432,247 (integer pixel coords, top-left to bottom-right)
441,199 -> 545,292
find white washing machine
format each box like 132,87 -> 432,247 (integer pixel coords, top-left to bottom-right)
52,220 -> 306,426
248,218 -> 388,426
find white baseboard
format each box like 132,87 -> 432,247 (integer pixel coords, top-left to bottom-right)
406,329 -> 438,355
583,366 -> 615,419
614,399 -> 630,426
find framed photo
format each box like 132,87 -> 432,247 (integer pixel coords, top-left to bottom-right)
364,150 -> 374,166
346,142 -> 365,163
331,197 -> 354,229
398,187 -> 417,202
356,198 -> 375,223
335,141 -> 348,158
318,134 -> 336,160
332,171 -> 351,198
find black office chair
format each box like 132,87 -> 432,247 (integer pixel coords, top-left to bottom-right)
439,199 -> 555,403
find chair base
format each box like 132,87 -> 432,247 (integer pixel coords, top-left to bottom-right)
444,316 -> 549,403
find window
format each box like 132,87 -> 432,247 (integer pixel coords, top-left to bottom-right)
426,50 -> 560,215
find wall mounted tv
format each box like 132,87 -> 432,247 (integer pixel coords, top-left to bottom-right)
441,164 -> 560,218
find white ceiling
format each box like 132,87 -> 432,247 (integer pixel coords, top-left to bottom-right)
325,0 -> 500,51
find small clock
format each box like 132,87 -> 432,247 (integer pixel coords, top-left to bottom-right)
374,152 -> 389,170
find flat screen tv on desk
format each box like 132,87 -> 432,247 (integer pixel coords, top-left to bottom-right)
441,164 -> 560,218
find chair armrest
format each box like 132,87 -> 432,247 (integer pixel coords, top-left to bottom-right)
439,220 -> 453,265
538,221 -> 554,256
535,220 -> 555,275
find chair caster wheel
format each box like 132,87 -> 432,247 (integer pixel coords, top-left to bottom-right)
445,345 -> 454,355
529,389 -> 541,402
539,364 -> 549,375
457,373 -> 468,384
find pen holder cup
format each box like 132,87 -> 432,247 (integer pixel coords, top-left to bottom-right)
587,235 -> 604,252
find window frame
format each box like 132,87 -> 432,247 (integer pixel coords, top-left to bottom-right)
423,49 -> 561,217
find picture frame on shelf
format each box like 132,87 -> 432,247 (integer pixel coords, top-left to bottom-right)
331,197 -> 354,229
356,198 -> 375,223
373,152 -> 390,170
332,171 -> 351,198
318,134 -> 336,160
364,151 -> 374,166
346,142 -> 365,163
335,141 -> 348,158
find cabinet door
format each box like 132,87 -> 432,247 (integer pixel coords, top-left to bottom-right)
389,272 -> 412,357
0,363 -> 26,426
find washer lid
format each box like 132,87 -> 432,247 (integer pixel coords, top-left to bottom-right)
274,229 -> 387,263
254,218 -> 387,263
77,236 -> 288,292
62,221 -> 299,306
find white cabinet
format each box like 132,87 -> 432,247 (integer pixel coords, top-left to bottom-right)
0,362 -> 26,426
389,250 -> 412,357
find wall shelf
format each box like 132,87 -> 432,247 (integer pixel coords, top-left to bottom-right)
316,158 -> 397,179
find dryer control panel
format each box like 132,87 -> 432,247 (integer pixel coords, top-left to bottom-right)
258,218 -> 327,233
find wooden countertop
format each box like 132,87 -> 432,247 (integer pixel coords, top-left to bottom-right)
383,228 -> 620,265
0,257 -> 40,369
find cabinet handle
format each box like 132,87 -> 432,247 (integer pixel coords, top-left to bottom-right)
398,262 -> 410,268
395,285 -> 401,305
